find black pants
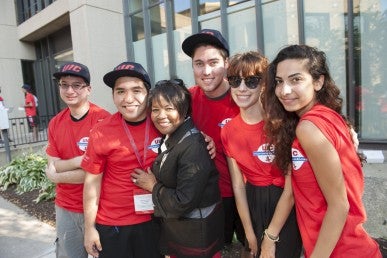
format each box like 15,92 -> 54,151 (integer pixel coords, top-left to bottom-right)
96,221 -> 162,258
222,197 -> 245,245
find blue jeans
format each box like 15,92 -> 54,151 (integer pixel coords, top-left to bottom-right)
55,205 -> 88,258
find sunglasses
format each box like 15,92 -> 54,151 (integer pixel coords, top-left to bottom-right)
227,76 -> 261,89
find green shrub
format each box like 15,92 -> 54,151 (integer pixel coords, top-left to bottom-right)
0,152 -> 55,203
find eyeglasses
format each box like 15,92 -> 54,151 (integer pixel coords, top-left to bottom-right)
58,82 -> 88,91
227,76 -> 261,89
155,79 -> 185,88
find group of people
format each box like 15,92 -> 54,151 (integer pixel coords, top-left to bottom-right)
45,28 -> 382,258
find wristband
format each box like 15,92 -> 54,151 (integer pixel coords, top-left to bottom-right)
263,229 -> 279,242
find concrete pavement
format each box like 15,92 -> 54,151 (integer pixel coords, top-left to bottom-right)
0,195 -> 56,258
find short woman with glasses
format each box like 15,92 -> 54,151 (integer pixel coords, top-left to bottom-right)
131,79 -> 224,258
221,51 -> 302,258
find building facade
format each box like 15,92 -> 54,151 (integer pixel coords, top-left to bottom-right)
1,0 -> 386,149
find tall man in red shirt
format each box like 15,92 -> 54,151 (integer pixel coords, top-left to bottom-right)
21,84 -> 38,141
45,61 -> 110,258
82,62 -> 162,258
182,29 -> 245,248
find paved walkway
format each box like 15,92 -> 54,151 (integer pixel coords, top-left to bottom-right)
0,196 -> 55,258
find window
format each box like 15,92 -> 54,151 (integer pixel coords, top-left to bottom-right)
355,1 -> 387,140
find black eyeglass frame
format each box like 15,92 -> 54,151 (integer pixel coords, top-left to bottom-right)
58,82 -> 89,91
227,75 -> 262,89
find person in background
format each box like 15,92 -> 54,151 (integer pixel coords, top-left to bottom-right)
45,61 -> 110,258
21,84 -> 38,141
132,79 -> 224,258
263,44 -> 382,257
82,62 -> 162,258
221,51 -> 302,258
181,29 -> 245,251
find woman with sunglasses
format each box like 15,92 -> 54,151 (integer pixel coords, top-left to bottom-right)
131,79 -> 224,258
221,51 -> 302,258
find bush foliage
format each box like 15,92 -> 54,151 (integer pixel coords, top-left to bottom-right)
0,152 -> 55,203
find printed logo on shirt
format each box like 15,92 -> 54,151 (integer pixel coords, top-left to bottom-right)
253,143 -> 275,163
218,118 -> 233,128
148,137 -> 162,153
77,137 -> 89,152
292,148 -> 308,170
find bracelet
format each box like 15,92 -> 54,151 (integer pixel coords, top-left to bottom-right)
263,229 -> 280,242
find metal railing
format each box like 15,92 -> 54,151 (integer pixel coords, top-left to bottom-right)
1,116 -> 53,148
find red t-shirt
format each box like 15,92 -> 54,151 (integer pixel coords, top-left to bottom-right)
291,104 -> 381,257
25,92 -> 37,116
190,86 -> 240,197
81,113 -> 162,226
221,115 -> 284,187
46,103 -> 110,213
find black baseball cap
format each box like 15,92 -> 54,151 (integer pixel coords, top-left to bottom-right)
21,84 -> 31,91
182,29 -> 230,57
53,62 -> 90,84
103,62 -> 151,89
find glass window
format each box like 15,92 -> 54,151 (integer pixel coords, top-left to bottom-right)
228,5 -> 257,55
356,1 -> 387,140
150,4 -> 169,82
131,12 -> 145,41
228,0 -> 251,7
173,0 -> 191,29
304,1 -> 347,112
262,0 -> 299,60
199,0 -> 221,15
150,4 -> 166,36
129,0 -> 142,12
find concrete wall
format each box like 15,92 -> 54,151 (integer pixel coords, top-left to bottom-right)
0,0 -> 36,119
69,1 -> 127,113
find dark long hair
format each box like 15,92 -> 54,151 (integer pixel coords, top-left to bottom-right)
262,45 -> 343,172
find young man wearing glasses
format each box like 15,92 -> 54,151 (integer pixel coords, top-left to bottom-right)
182,29 -> 245,250
45,61 -> 111,258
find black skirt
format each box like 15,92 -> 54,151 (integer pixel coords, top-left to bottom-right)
156,202 -> 224,258
245,182 -> 302,258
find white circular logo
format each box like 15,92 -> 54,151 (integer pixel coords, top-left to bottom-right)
292,148 -> 308,170
218,118 -> 233,128
77,137 -> 89,152
253,143 -> 275,163
148,137 -> 162,153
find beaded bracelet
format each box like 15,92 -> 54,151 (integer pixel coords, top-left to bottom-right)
263,229 -> 280,242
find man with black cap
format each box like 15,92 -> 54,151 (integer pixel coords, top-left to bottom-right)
45,61 -> 110,258
182,29 -> 245,250
81,62 -> 162,258
21,83 -> 39,141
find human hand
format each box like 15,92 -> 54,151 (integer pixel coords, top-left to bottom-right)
201,131 -> 216,159
45,162 -> 58,183
84,227 -> 102,257
131,167 -> 157,192
246,232 -> 258,257
259,236 -> 276,258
